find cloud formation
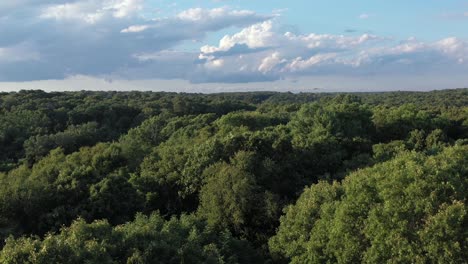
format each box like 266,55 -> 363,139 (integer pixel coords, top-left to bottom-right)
0,0 -> 468,85
38,0 -> 145,24
193,21 -> 468,83
0,1 -> 270,81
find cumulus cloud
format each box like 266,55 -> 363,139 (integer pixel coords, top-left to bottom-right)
191,20 -> 468,83
0,2 -> 270,82
200,21 -> 276,55
192,20 -> 384,82
435,37 -> 468,62
258,52 -> 286,74
0,1 -> 467,85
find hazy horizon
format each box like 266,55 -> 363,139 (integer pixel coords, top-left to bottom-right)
1,1 -> 468,92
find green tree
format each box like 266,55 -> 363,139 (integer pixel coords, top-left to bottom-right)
199,151 -> 281,245
0,143 -> 134,236
0,213 -> 262,264
288,98 -> 374,178
24,122 -> 103,164
270,145 -> 468,263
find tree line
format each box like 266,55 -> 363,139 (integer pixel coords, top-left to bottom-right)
0,89 -> 466,263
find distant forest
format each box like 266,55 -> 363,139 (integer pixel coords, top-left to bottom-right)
0,89 -> 467,263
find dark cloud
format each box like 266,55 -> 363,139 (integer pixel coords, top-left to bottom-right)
0,2 -> 271,81
0,1 -> 468,85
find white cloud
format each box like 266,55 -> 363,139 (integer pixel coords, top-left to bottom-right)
177,7 -> 256,21
121,24 -> 150,33
205,59 -> 225,69
40,0 -> 143,24
0,2 -> 468,87
40,2 -> 105,24
359,14 -> 369,19
107,0 -> 143,18
0,4 -> 270,82
435,37 -> 468,62
0,1 -> 71,11
122,7 -> 270,35
201,21 -> 275,55
358,13 -> 375,19
258,52 -> 285,73
272,8 -> 289,16
191,21 -> 468,83
195,20 -> 387,81
286,53 -> 338,72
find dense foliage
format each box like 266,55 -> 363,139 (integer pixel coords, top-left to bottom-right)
0,89 -> 466,263
269,145 -> 467,263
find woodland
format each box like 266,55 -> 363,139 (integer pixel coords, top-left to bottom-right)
0,89 -> 466,263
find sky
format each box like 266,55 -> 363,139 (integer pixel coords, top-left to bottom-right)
0,0 -> 468,92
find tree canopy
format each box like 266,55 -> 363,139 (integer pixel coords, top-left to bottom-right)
0,89 -> 466,263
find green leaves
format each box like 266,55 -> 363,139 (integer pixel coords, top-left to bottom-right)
420,201 -> 467,264
270,145 -> 468,263
0,213 -> 261,264
0,143 -> 132,236
289,98 -> 373,147
199,152 -> 259,232
0,90 -> 466,262
24,122 -> 104,164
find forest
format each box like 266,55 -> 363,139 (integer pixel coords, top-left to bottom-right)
0,89 -> 466,263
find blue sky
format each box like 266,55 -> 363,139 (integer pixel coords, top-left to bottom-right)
166,0 -> 468,41
0,0 -> 467,92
